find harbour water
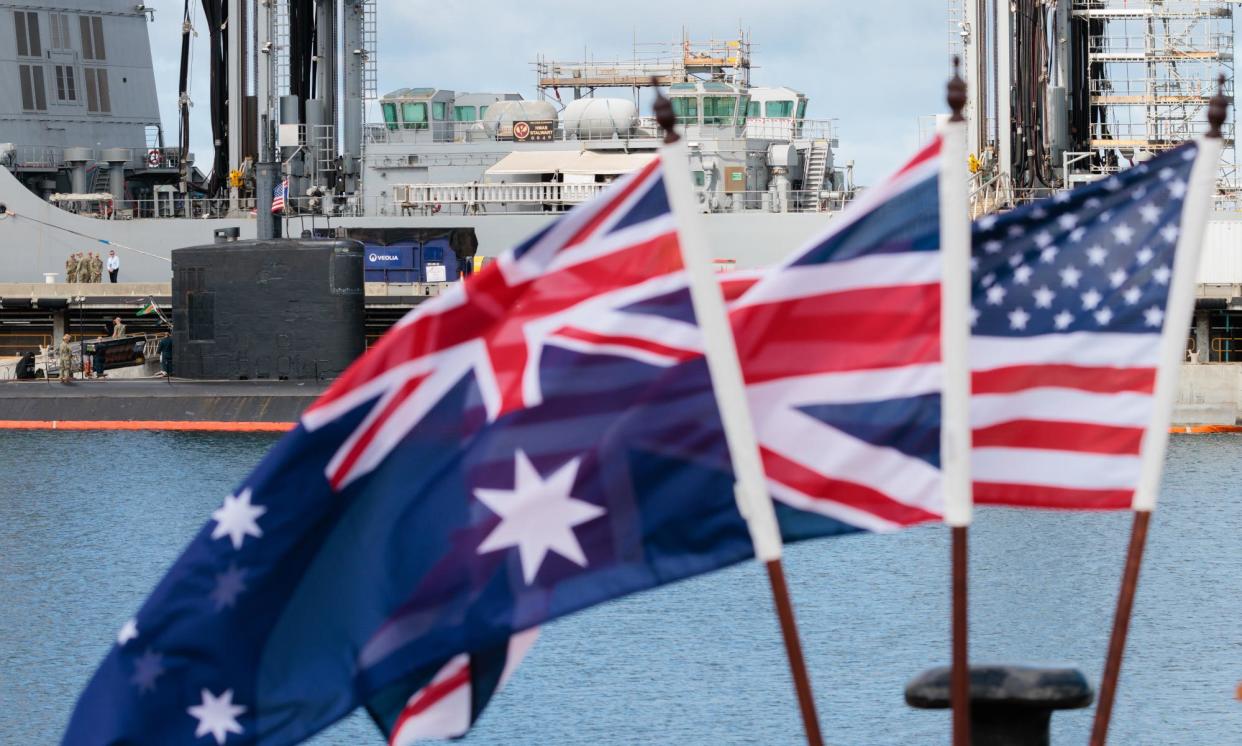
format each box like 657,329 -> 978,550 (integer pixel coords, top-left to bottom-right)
1,431 -> 1239,744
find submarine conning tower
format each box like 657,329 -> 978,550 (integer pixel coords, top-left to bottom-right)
171,234 -> 365,381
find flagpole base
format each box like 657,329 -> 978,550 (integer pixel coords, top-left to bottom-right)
906,665 -> 1093,746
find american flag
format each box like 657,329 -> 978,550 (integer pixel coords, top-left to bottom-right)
271,179 -> 288,214
730,137 -> 945,532
969,143 -> 1197,509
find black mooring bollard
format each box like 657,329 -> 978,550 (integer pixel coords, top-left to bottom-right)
905,665 -> 1094,746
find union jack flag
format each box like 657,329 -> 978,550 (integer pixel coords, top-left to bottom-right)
732,137 -> 945,531
969,144 -> 1198,509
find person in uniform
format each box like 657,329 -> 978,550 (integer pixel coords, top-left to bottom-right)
90,252 -> 104,282
58,334 -> 73,382
65,255 -> 76,283
157,335 -> 172,377
73,253 -> 88,284
111,317 -> 126,338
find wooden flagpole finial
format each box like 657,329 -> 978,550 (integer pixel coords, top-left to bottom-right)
1208,73 -> 1228,139
948,56 -> 967,123
652,77 -> 680,144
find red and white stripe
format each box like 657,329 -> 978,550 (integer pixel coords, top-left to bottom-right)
970,331 -> 1160,509
388,628 -> 539,746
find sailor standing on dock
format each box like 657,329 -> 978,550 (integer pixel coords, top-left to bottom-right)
57,334 -> 73,383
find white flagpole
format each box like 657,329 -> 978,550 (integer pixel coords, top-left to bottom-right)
940,61 -> 975,746
1090,77 -> 1228,746
653,90 -> 823,746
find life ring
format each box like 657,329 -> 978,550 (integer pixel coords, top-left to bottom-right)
146,149 -> 162,168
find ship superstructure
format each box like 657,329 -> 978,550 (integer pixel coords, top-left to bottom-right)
0,5 -> 854,283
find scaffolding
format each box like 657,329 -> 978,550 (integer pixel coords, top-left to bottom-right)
1072,0 -> 1236,188
534,31 -> 752,102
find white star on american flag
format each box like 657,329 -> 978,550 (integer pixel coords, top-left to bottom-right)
1033,286 -> 1055,308
1124,286 -> 1142,304
1008,307 -> 1031,330
1109,269 -> 1127,288
986,285 -> 1007,305
1153,265 -> 1172,285
1060,265 -> 1082,288
1054,310 -> 1074,330
1095,307 -> 1114,326
1139,203 -> 1161,223
1086,245 -> 1108,265
1144,306 -> 1165,327
1081,288 -> 1102,310
1111,224 -> 1135,244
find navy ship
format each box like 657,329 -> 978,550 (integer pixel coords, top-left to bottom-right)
0,1 -> 853,284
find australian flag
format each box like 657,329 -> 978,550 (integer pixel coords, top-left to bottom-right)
64,146 -> 946,744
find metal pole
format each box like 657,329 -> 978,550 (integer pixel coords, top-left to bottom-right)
1090,78 -> 1228,746
942,61 -> 974,746
654,85 -> 823,746
1088,510 -> 1149,746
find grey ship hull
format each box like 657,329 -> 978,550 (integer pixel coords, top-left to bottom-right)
0,165 -> 834,283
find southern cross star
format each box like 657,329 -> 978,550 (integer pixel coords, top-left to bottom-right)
117,618 -> 138,646
211,489 -> 266,550
475,450 -> 606,585
187,688 -> 246,745
131,649 -> 165,693
210,564 -> 248,611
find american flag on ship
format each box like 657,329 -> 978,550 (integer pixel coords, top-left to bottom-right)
969,143 -> 1197,509
271,179 -> 288,214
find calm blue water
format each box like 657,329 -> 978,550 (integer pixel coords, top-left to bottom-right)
1,431 -> 1239,744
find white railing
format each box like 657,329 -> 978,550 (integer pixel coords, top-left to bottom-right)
394,182 -> 853,215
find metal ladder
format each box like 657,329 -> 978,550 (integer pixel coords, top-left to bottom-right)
802,139 -> 830,197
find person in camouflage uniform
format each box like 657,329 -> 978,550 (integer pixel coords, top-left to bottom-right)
58,334 -> 73,382
73,253 -> 88,284
89,252 -> 104,282
64,255 -> 76,283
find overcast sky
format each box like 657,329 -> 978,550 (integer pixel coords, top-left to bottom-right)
147,0 -> 949,184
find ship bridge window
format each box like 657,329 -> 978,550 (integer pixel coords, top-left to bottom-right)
670,96 -> 698,124
796,99 -> 807,119
401,102 -> 428,129
55,65 -> 77,102
454,106 -> 477,122
49,13 -> 70,50
80,15 -> 105,61
736,95 -> 750,125
18,64 -> 47,111
14,11 -> 42,57
479,105 -> 488,118
85,68 -> 110,113
747,100 -> 760,118
702,96 -> 736,125
765,100 -> 794,118
432,102 -> 447,120
381,102 -> 398,130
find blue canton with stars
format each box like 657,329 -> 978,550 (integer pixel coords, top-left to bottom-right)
972,143 -> 1198,337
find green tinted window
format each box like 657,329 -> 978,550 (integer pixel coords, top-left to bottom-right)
765,100 -> 794,118
736,96 -> 750,125
703,96 -> 736,124
670,96 -> 698,123
693,170 -> 705,187
400,102 -> 427,129
796,99 -> 807,119
747,101 -> 760,117
433,101 -> 447,120
479,105 -> 488,118
454,105 -> 477,121
381,102 -> 398,130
